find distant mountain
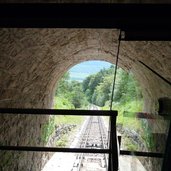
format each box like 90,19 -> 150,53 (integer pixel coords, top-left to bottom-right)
69,61 -> 113,82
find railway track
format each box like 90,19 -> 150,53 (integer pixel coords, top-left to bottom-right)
71,115 -> 109,171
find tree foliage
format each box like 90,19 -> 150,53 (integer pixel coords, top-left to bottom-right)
82,66 -> 142,107
82,65 -> 114,106
55,65 -> 143,109
113,69 -> 143,104
55,72 -> 88,109
56,72 -> 70,96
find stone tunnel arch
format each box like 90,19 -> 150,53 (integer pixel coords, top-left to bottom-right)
0,28 -> 171,171
1,29 -> 171,111
36,35 -> 171,114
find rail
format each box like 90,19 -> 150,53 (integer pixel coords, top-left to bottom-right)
73,116 -> 108,170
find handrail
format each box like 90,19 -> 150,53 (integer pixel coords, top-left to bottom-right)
0,108 -> 165,170
0,108 -> 117,116
120,150 -> 163,158
0,146 -> 110,153
0,108 -> 118,171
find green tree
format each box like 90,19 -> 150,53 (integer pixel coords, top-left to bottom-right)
82,76 -> 91,92
69,81 -> 88,108
56,72 -> 70,96
113,70 -> 142,103
82,65 -> 114,104
92,75 -> 113,106
55,65 -> 142,109
55,73 -> 88,109
113,69 -> 129,103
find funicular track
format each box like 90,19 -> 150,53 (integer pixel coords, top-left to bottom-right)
72,116 -> 108,171
0,108 -> 118,171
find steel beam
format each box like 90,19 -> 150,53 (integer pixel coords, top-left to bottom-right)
120,150 -> 163,158
0,108 -> 117,116
0,4 -> 170,40
0,145 -> 110,153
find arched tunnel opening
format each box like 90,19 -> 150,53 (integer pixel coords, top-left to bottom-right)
0,28 -> 171,171
42,59 -> 145,170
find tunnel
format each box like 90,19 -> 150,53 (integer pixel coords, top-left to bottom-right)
1,29 -> 170,110
0,28 -> 171,171
0,2 -> 171,171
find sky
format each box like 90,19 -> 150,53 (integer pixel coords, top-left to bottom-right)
68,60 -> 113,82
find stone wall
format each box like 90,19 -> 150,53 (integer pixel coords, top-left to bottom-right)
0,29 -> 171,170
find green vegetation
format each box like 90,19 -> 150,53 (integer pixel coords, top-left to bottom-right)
41,73 -> 87,145
56,134 -> 68,147
41,116 -> 55,144
82,66 -> 114,106
82,66 -> 143,109
42,63 -> 155,152
55,72 -> 88,109
54,96 -> 74,109
110,100 -> 143,126
54,115 -> 84,125
41,114 -> 85,146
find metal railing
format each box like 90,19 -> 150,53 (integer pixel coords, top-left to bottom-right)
0,108 -> 118,171
0,108 -> 166,170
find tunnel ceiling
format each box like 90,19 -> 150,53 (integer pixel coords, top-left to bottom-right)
0,28 -> 171,112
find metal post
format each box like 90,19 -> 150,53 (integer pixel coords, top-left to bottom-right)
0,108 -> 118,170
161,122 -> 171,171
108,112 -> 118,171
108,116 -> 112,171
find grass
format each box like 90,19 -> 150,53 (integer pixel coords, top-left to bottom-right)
41,96 -> 85,145
101,100 -> 156,151
53,96 -> 74,109
41,116 -> 55,144
123,138 -> 138,151
55,134 -> 68,147
114,100 -> 143,129
54,115 -> 84,125
101,100 -> 143,128
53,96 -> 85,125
41,115 -> 85,145
42,97 -> 155,151
111,100 -> 156,151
